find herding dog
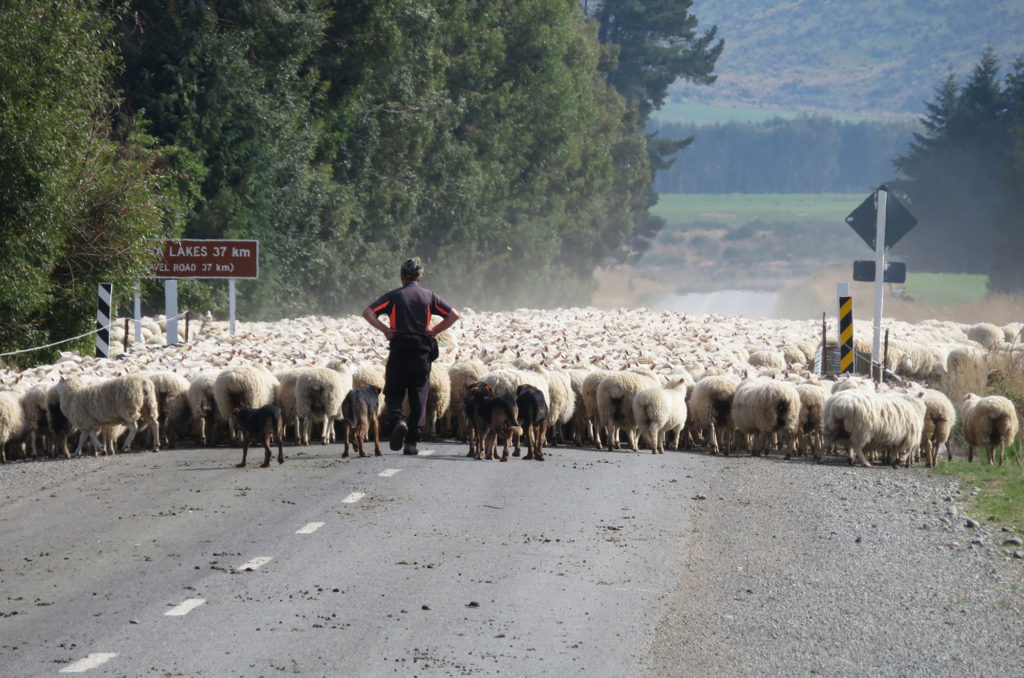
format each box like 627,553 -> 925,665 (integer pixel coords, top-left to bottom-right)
515,384 -> 548,461
464,382 -> 523,462
463,381 -> 494,458
340,385 -> 382,458
231,405 -> 285,468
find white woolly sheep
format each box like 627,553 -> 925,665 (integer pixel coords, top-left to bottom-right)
565,367 -> 593,446
20,383 -> 52,458
545,368 -> 575,444
187,371 -> 220,446
959,393 -> 1019,465
596,369 -> 658,451
351,362 -> 386,390
687,373 -> 740,454
0,390 -> 26,463
514,360 -> 573,444
747,349 -> 786,371
582,369 -> 613,448
731,377 -> 801,456
56,375 -> 160,456
1002,322 -> 1024,344
919,388 -> 956,467
631,377 -> 688,454
966,323 -> 1004,350
448,360 -> 487,439
295,367 -> 351,445
795,380 -> 828,458
274,367 -> 311,442
145,371 -> 191,448
481,368 -> 549,402
823,387 -> 926,467
214,365 -> 279,442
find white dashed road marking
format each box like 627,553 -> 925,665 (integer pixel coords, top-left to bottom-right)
341,492 -> 365,503
296,522 -> 325,534
60,653 -> 118,673
378,468 -> 401,477
165,598 -> 206,616
236,556 -> 272,571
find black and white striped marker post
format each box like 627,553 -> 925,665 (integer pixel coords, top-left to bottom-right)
96,282 -> 112,358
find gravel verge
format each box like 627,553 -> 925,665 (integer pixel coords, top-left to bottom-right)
645,457 -> 1024,677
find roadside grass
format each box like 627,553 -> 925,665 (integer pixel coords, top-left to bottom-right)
934,445 -> 1024,529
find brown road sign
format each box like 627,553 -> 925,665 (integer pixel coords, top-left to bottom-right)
149,239 -> 259,279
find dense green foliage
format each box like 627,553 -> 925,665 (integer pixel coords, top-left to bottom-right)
651,115 -> 915,193
891,49 -> 1024,291
0,1 -> 190,366
1,0 -> 721,361
674,0 -> 1024,115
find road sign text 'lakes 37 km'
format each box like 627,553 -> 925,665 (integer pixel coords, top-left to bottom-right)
149,239 -> 259,279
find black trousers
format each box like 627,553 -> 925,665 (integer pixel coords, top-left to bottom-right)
383,346 -> 431,443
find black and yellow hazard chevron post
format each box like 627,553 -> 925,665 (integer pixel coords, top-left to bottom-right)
838,294 -> 853,373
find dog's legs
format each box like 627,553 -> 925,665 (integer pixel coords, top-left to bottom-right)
371,416 -> 381,456
535,422 -> 547,461
237,439 -> 249,468
261,431 -> 272,467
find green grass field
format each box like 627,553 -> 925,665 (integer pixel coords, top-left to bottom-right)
650,102 -> 896,126
651,193 -> 865,230
903,273 -> 989,306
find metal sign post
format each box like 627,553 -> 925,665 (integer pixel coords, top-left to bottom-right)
871,188 -> 887,382
165,280 -> 178,344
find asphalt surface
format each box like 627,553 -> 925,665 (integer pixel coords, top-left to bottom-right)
1,439 -> 710,677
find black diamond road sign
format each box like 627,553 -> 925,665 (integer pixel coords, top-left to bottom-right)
845,188 -> 918,250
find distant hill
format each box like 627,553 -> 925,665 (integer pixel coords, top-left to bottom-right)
669,0 -> 1024,116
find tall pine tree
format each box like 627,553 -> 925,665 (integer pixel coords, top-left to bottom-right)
892,48 -> 1010,274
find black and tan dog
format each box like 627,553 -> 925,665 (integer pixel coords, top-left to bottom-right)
515,384 -> 548,461
231,405 -> 285,468
464,382 -> 523,462
340,385 -> 382,458
463,381 -> 494,458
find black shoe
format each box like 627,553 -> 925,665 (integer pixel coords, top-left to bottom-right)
403,443 -> 418,455
389,421 -> 408,451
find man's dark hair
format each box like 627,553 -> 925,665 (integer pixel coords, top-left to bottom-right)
401,258 -> 424,281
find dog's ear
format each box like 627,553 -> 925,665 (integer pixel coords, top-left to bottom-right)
371,385 -> 382,394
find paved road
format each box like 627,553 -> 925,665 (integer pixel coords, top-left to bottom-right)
1,440 -> 712,676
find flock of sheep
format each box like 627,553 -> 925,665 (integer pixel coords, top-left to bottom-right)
0,307 -> 1020,467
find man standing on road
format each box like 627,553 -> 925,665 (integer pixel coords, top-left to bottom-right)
362,258 -> 461,455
